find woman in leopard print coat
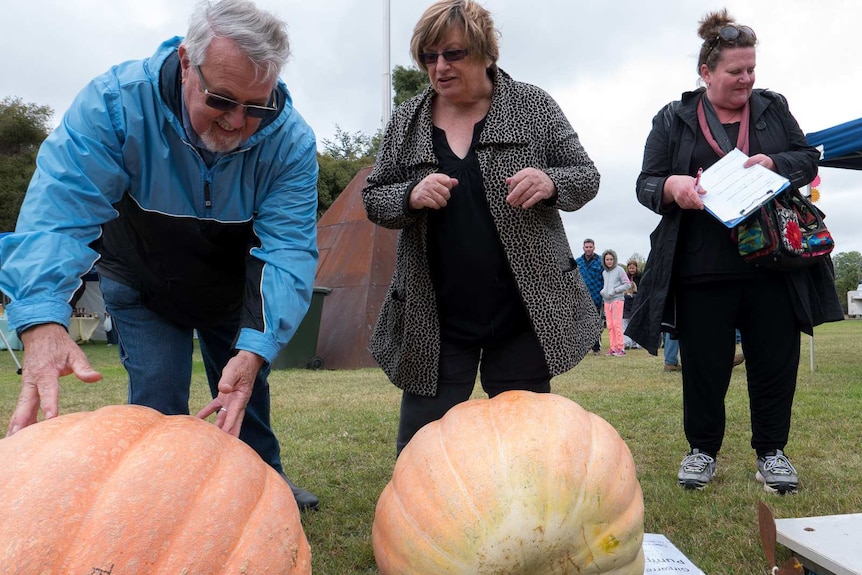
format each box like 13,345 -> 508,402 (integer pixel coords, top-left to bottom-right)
362,0 -> 601,454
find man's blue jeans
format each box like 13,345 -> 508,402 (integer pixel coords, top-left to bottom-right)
99,275 -> 284,475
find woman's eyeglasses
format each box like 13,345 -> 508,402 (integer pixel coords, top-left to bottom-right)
417,49 -> 469,66
704,25 -> 757,62
194,65 -> 278,119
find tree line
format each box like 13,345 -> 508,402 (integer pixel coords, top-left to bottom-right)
2,69 -> 861,313
316,65 -> 427,216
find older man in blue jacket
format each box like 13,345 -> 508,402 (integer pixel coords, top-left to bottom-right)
0,0 -> 320,510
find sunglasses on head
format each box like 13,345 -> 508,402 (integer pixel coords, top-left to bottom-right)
417,49 -> 469,66
194,65 -> 278,119
704,25 -> 756,62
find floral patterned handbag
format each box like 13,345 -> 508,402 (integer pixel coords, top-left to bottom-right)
732,188 -> 834,270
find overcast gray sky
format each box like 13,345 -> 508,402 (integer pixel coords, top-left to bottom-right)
2,0 -> 860,262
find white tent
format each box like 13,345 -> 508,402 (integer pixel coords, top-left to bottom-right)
72,271 -> 108,342
1,267 -> 106,349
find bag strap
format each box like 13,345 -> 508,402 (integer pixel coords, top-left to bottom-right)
696,94 -> 750,156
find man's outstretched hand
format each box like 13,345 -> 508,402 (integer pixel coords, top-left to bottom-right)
6,323 -> 101,436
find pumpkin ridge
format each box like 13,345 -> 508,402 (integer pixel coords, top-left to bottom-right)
0,408 -> 134,572
0,412 -> 98,570
487,397 -> 510,495
558,409 -> 593,563
542,399 -> 587,552
223,465 -> 311,572
221,462 -> 275,567
517,394 -> 593,569
581,413 -> 644,572
385,485 -> 472,572
147,415 -> 310,573
52,405 -> 166,573
438,416 -> 486,522
415,423 -> 480,568
574,415 -> 605,570
153,416 -> 255,572
59,408 -> 201,572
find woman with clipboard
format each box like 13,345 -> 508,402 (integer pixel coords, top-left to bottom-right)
626,10 -> 842,495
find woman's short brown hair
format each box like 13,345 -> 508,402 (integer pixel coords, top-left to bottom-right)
410,0 -> 499,73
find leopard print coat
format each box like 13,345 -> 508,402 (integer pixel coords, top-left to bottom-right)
362,68 -> 601,396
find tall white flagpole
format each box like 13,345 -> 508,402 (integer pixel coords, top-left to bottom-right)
382,0 -> 392,124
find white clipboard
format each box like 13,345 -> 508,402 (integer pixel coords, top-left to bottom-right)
698,148 -> 790,227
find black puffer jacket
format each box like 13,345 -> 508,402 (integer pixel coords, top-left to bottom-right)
626,88 -> 843,354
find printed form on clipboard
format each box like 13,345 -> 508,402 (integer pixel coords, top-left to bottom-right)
697,147 -> 790,228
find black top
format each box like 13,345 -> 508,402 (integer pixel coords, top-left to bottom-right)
427,120 -> 529,345
675,122 -> 762,283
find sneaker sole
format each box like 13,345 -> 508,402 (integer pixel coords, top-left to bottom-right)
678,479 -> 709,490
755,471 -> 798,494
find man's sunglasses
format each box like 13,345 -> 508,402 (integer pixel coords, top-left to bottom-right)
194,65 -> 278,119
704,25 -> 756,62
417,49 -> 469,66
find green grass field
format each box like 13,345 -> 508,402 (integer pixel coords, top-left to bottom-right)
1,320 -> 860,574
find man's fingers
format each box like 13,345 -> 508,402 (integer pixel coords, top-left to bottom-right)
195,399 -> 222,420
196,400 -> 245,438
222,409 -> 244,437
222,409 -> 245,437
69,348 -> 102,383
6,323 -> 103,436
7,384 -> 42,436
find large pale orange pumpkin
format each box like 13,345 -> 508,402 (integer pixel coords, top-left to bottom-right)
0,405 -> 310,575
373,390 -> 644,574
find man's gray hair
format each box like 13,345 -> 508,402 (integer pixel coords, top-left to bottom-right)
184,0 -> 290,83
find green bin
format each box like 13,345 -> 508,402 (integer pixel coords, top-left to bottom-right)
271,287 -> 331,370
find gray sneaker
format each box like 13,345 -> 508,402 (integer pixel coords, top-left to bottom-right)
677,449 -> 717,490
756,450 -> 798,494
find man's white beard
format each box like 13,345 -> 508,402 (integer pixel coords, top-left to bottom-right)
199,118 -> 243,153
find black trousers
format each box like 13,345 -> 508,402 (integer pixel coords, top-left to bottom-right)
676,274 -> 800,457
396,329 -> 551,456
591,301 -> 602,352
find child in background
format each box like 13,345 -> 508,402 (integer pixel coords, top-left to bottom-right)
600,249 -> 631,356
622,259 -> 641,350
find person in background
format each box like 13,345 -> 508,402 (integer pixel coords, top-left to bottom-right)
362,0 -> 601,456
733,328 -> 744,367
665,326 -> 739,373
600,249 -> 631,357
576,238 -> 604,355
626,9 -> 842,494
103,312 -> 118,346
663,332 -> 680,372
622,259 -> 642,350
0,0 -> 320,510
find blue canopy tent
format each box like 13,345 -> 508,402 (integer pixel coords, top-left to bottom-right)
801,118 -> 862,372
806,117 -> 862,170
